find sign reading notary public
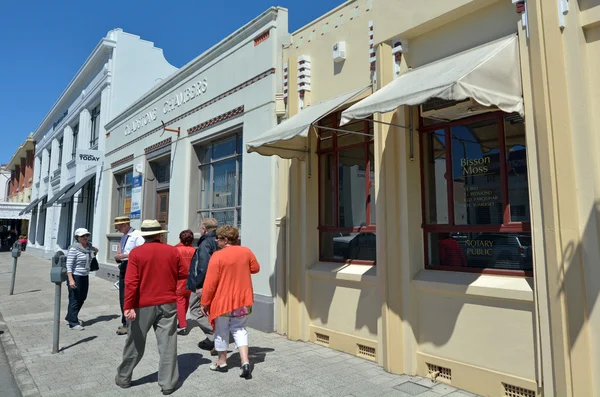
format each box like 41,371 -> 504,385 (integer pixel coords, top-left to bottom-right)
75,149 -> 104,165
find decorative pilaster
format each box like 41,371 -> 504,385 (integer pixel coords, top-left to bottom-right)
369,20 -> 376,84
283,63 -> 289,108
99,86 -> 112,151
61,126 -> 73,187
76,109 -> 92,180
391,38 -> 407,79
513,0 -> 529,37
49,138 -> 60,176
297,56 -> 311,112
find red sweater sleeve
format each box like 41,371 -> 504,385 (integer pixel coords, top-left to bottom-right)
200,255 -> 220,307
249,250 -> 260,274
124,251 -> 140,310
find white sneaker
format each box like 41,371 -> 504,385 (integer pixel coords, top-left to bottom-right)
71,325 -> 85,331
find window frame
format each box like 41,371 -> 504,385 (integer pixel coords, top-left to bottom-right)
197,133 -> 243,233
71,123 -> 79,160
317,111 -> 376,265
115,171 -> 133,218
419,111 -> 532,277
89,106 -> 100,149
57,137 -> 63,168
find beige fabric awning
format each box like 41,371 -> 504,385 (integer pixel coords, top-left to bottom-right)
341,34 -> 523,125
247,86 -> 370,160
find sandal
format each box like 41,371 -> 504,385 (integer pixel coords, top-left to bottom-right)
209,363 -> 228,372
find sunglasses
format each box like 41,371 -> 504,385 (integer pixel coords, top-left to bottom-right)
216,236 -> 226,241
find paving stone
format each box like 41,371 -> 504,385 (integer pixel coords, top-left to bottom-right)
393,381 -> 432,395
0,252 -> 484,397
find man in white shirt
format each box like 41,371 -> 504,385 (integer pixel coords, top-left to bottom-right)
114,216 -> 145,335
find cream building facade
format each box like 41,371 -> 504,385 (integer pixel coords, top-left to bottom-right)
248,0 -> 600,396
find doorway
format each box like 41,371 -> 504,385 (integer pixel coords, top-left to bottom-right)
156,190 -> 169,230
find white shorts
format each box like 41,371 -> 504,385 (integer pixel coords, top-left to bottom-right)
214,315 -> 248,352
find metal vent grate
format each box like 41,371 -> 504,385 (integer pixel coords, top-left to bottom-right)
503,383 -> 536,397
427,363 -> 452,381
357,344 -> 376,359
315,333 -> 329,345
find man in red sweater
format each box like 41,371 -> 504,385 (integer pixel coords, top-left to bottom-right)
115,220 -> 186,396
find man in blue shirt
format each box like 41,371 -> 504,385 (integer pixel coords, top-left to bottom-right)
114,216 -> 145,335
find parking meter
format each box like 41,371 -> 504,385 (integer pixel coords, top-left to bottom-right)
11,242 -> 21,258
9,242 -> 21,295
50,251 -> 67,284
51,251 -> 67,354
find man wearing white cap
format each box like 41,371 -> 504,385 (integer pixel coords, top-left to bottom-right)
114,215 -> 145,335
115,220 -> 185,395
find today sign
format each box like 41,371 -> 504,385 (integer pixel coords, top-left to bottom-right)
75,149 -> 103,166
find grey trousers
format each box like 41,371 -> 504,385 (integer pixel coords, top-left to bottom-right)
116,303 -> 179,392
188,292 -> 214,342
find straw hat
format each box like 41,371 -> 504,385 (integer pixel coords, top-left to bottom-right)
114,216 -> 131,225
139,219 -> 168,236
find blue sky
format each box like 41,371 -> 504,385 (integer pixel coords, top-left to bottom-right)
0,0 -> 343,164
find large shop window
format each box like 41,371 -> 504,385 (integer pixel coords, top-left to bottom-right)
90,105 -> 101,148
318,111 -> 376,264
420,112 -> 532,275
116,171 -> 133,218
198,134 -> 242,234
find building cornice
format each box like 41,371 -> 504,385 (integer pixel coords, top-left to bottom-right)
106,7 -> 285,131
6,137 -> 35,170
33,32 -> 118,142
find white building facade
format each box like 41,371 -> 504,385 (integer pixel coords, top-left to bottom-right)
99,8 -> 289,332
26,29 -> 177,259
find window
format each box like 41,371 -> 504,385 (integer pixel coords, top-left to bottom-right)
47,150 -> 51,177
197,134 -> 243,234
420,112 -> 532,275
57,137 -> 63,167
116,171 -> 133,217
71,123 -> 79,160
318,111 -> 376,263
90,105 -> 101,148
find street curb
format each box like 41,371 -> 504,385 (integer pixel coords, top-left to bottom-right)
0,307 -> 40,397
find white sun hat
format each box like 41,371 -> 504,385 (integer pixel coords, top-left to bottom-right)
74,228 -> 91,237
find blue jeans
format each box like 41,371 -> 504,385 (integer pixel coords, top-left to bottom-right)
65,275 -> 89,327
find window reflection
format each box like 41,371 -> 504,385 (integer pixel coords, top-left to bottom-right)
338,146 -> 367,228
505,115 -> 530,223
422,130 -> 448,224
451,119 -> 503,225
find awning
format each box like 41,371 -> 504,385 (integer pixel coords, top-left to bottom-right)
57,173 -> 95,205
43,183 -> 75,209
341,34 -> 523,125
19,195 -> 46,215
247,86 -> 371,160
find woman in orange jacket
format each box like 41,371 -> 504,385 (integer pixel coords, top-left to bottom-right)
200,225 -> 260,379
174,229 -> 196,335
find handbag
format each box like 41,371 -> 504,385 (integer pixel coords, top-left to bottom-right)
90,256 -> 99,272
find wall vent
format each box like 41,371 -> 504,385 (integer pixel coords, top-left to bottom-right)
503,383 -> 536,397
315,333 -> 330,345
357,344 -> 376,359
427,363 -> 452,382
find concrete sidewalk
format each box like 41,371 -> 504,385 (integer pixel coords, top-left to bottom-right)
0,252 -> 481,397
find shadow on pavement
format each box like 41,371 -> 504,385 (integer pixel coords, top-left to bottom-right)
133,353 -> 211,387
59,336 -> 98,352
228,346 -> 275,367
13,289 -> 41,295
84,314 -> 119,326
